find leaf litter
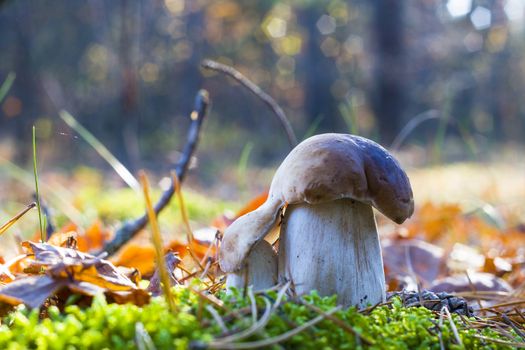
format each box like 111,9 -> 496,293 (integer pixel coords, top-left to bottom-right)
0,174 -> 524,348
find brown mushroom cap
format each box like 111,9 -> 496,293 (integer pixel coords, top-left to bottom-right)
269,133 -> 414,224
220,133 -> 414,272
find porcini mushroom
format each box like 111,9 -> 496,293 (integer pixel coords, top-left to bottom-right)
225,240 -> 277,291
220,133 -> 414,307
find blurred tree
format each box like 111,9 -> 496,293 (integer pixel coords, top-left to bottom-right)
297,4 -> 339,131
0,0 -> 524,171
371,0 -> 406,144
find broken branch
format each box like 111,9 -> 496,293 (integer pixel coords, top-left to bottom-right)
201,59 -> 297,148
99,90 -> 210,256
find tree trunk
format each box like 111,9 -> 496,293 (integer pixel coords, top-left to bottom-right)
370,0 -> 406,144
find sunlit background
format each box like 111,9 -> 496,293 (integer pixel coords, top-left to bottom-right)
0,0 -> 524,194
0,1 -> 523,301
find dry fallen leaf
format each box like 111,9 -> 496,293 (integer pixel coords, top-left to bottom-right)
430,272 -> 513,293
0,241 -> 149,309
383,239 -> 446,289
148,252 -> 181,296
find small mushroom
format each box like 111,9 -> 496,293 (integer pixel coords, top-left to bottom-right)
225,240 -> 277,291
220,133 -> 414,307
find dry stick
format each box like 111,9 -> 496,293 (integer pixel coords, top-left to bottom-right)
99,90 -> 210,256
0,203 -> 36,236
201,59 -> 298,148
140,171 -> 176,313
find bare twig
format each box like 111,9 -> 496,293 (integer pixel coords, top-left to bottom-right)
201,59 -> 297,148
98,90 -> 210,256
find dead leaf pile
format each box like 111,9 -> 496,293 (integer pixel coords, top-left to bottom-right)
0,241 -> 149,311
384,202 -> 525,299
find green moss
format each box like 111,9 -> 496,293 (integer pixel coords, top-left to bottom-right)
74,185 -> 238,225
0,288 -> 519,349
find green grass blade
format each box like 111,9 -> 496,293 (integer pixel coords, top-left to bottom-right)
303,114 -> 324,139
338,96 -> 359,135
59,110 -> 140,192
0,72 -> 16,103
33,126 -> 45,242
237,142 -> 254,195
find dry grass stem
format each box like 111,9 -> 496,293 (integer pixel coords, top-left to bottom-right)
206,305 -> 229,334
442,306 -> 463,346
209,306 -> 342,349
300,300 -> 373,345
171,172 -> 194,243
210,298 -> 272,345
140,171 -> 176,313
0,203 -> 36,236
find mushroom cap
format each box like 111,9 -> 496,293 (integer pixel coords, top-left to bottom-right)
269,133 -> 413,224
220,133 -> 414,272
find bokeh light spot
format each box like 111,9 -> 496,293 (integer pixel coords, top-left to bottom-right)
316,15 -> 336,35
2,96 -> 22,118
470,6 -> 492,30
164,0 -> 184,15
264,17 -> 287,39
446,0 -> 472,18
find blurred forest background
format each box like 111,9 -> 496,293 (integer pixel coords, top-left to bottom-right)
0,0 -> 524,190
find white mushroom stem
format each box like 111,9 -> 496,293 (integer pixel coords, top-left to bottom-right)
226,240 -> 277,292
278,198 -> 386,308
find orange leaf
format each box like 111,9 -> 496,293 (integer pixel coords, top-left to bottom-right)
77,220 -> 110,252
111,243 -> 156,276
211,191 -> 268,230
235,191 -> 268,217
